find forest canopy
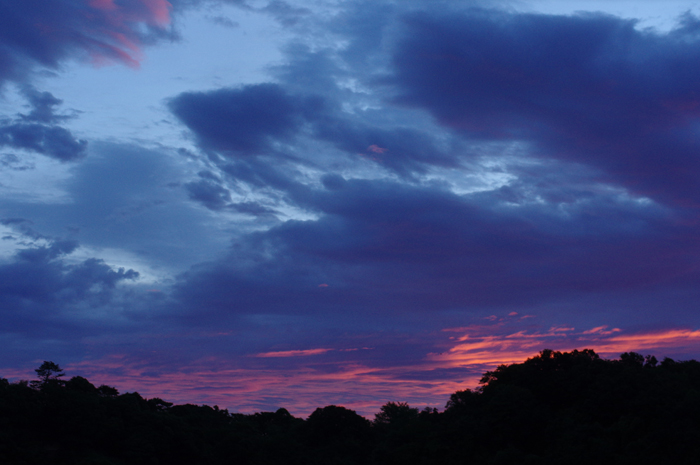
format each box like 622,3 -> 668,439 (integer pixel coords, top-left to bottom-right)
2,349 -> 700,464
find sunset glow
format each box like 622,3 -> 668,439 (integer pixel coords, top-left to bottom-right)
5,323 -> 690,417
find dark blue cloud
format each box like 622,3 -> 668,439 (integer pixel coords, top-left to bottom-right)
19,86 -> 68,124
390,9 -> 700,206
229,201 -> 278,217
0,217 -> 46,240
185,173 -> 232,211
0,123 -> 87,161
0,237 -> 138,319
172,176 -> 698,327
169,79 -> 458,176
262,0 -> 311,27
16,239 -> 78,263
0,87 -> 86,161
312,114 -> 458,175
0,232 -> 145,369
272,42 -> 461,174
169,84 -> 311,156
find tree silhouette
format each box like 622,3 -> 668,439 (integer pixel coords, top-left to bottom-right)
30,361 -> 64,389
374,401 -> 418,426
306,405 -> 371,441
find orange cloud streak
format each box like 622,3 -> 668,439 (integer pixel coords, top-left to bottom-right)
432,325 -> 700,370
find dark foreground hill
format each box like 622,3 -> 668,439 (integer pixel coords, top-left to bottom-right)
2,349 -> 700,464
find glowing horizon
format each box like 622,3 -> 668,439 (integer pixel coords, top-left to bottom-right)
5,321 -> 698,417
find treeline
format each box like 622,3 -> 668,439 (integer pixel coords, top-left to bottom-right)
2,349 -> 700,464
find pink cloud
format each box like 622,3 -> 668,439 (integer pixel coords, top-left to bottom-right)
29,0 -> 174,70
583,325 -> 621,336
85,0 -> 172,66
367,144 -> 388,154
144,0 -> 172,26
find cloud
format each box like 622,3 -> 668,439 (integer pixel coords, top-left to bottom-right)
185,174 -> 232,211
0,86 -> 86,161
254,348 -> 333,358
19,85 -> 70,124
169,84 -> 310,156
390,9 -> 700,206
171,174 -> 700,330
433,322 -> 700,369
0,217 -> 153,367
15,239 -> 79,263
0,142 -> 227,275
0,217 -> 46,240
169,48 -> 459,176
0,236 -> 139,323
206,15 -> 240,28
229,201 -> 278,217
0,0 -> 174,84
0,123 -> 87,161
261,0 -> 310,27
311,114 -> 458,175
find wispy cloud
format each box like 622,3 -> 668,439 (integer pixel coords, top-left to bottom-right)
0,0 -> 174,82
254,348 -> 334,358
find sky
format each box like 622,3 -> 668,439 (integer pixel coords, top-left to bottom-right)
2,0 -> 700,417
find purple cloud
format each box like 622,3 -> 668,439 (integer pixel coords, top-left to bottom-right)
171,176 -> 697,329
391,9 -> 700,206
